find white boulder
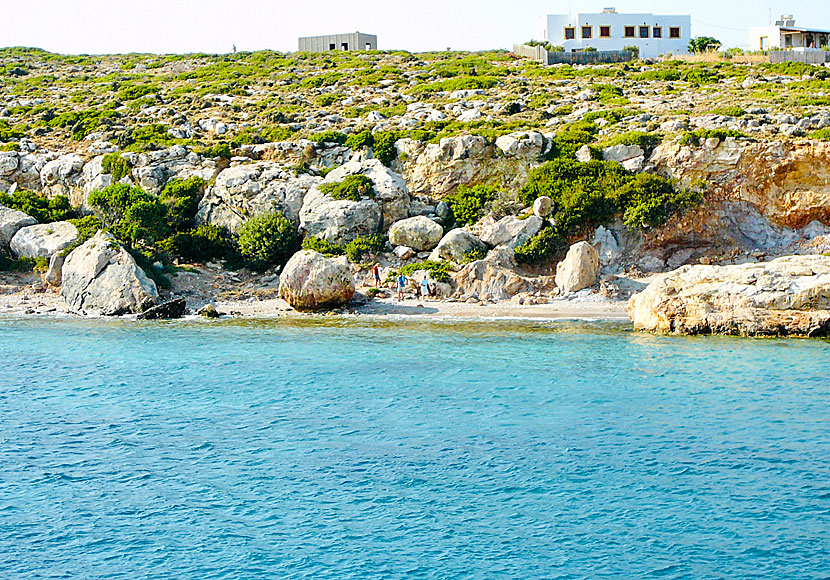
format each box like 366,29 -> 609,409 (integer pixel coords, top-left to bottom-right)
0,204 -> 37,251
388,216 -> 444,251
278,250 -> 355,311
555,241 -> 600,293
10,221 -> 78,259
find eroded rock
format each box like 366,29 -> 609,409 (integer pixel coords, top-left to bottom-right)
278,250 -> 355,311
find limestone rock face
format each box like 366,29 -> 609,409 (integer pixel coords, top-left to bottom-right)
322,159 -> 410,228
196,163 -> 321,231
0,204 -> 37,251
452,247 -> 554,302
429,228 -> 487,262
61,231 -> 159,316
388,216 -> 444,251
555,242 -> 600,293
10,221 -> 78,258
279,250 -> 355,311
494,131 -> 546,158
603,144 -> 645,172
479,215 -> 543,248
299,190 -> 382,245
629,255 -> 830,337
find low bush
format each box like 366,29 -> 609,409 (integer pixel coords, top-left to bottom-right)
707,106 -> 747,118
88,183 -> 169,247
597,131 -> 663,154
302,236 -> 345,257
310,131 -> 347,145
514,227 -> 567,265
344,130 -> 373,150
101,153 -> 132,181
318,175 -> 375,201
614,174 -> 702,229
344,234 -> 384,262
236,211 -> 300,271
445,184 -> 497,226
679,129 -> 746,147
372,131 -> 399,166
809,128 -> 830,141
158,225 -> 228,263
197,142 -> 232,159
0,190 -> 73,223
158,176 -> 207,231
397,260 -> 450,283
0,119 -> 27,141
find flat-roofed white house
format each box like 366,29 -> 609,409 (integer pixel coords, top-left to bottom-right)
298,32 -> 377,53
541,8 -> 690,59
749,16 -> 830,51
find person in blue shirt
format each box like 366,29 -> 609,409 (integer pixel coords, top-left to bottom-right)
396,273 -> 407,300
420,276 -> 431,299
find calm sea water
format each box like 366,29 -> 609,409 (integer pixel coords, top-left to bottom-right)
0,317 -> 828,579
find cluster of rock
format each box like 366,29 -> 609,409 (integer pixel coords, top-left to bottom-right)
629,255 -> 830,337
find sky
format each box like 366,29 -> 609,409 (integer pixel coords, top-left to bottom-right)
0,0 -> 827,55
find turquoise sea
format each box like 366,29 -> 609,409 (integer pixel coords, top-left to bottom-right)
0,317 -> 828,579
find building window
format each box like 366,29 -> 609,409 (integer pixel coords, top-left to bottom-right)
582,26 -> 593,39
760,36 -> 769,50
624,26 -> 635,38
329,43 -> 336,50
564,27 -> 576,40
653,27 -> 662,38
639,26 -> 650,38
669,27 -> 681,38
784,35 -> 793,48
342,42 -> 349,50
600,26 -> 611,38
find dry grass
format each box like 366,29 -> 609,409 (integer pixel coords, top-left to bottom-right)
672,52 -> 769,64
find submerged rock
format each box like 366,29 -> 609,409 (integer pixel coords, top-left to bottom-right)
61,231 -> 159,316
629,255 -> 830,336
278,250 -> 355,311
137,298 -> 187,320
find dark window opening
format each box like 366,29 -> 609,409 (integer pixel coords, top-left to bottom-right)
669,27 -> 681,38
564,27 -> 576,40
653,27 -> 662,38
342,43 -> 349,50
600,26 -> 611,37
625,26 -> 635,38
329,43 -> 336,50
639,26 -> 649,38
582,26 -> 593,39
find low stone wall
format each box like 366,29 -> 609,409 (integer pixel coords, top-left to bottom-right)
513,44 -> 634,65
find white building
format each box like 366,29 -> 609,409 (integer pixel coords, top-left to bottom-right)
749,16 -> 830,51
298,32 -> 377,53
541,8 -> 690,59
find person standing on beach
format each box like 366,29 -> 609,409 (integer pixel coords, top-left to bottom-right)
420,276 -> 431,299
373,263 -> 381,287
396,273 -> 407,300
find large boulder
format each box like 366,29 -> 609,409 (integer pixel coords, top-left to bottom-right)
555,241 -> 600,293
278,250 -> 355,311
299,190 -> 382,245
321,159 -> 410,228
196,163 -> 321,231
61,231 -> 159,316
479,215 -> 543,248
429,228 -> 487,262
602,144 -> 645,172
629,255 -> 830,337
452,247 -> 541,301
10,221 -> 78,259
0,204 -> 37,252
388,216 -> 444,251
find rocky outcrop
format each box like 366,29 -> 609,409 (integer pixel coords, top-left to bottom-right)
555,242 -> 600,293
0,205 -> 36,252
196,163 -> 321,231
322,159 -> 411,228
388,216 -> 443,251
137,298 -> 187,320
299,191 -> 382,245
478,215 -> 543,248
452,247 -> 552,301
629,255 -> 830,337
396,133 -> 549,198
61,231 -> 159,316
278,250 -> 355,311
603,144 -> 645,172
429,228 -> 487,262
10,221 -> 78,258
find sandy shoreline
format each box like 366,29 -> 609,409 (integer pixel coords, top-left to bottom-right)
0,277 -> 630,322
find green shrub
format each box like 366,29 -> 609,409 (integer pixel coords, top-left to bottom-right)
302,236 -> 345,257
345,130 -> 373,150
445,184 -> 497,226
0,254 -> 47,273
514,227 -> 566,265
373,131 -> 399,166
158,225 -> 228,263
0,190 -> 73,223
344,234 -> 384,262
397,260 -> 451,283
316,93 -> 340,107
614,174 -> 700,229
237,211 -> 300,271
0,120 -> 26,141
0,142 -> 20,152
197,142 -> 232,159
159,176 -> 207,231
47,109 -> 118,140
598,131 -> 662,154
117,83 -> 159,101
707,106 -> 747,117
310,131 -> 347,145
101,153 -> 132,181
809,128 -> 830,141
462,247 -> 487,263
88,183 -> 169,247
59,215 -> 103,256
318,175 -> 375,201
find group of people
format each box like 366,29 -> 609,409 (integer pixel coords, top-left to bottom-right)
372,264 -> 432,301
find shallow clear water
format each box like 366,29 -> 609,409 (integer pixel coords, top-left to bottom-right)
0,317 -> 828,579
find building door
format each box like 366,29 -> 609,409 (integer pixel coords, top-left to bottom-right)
342,43 -> 349,50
